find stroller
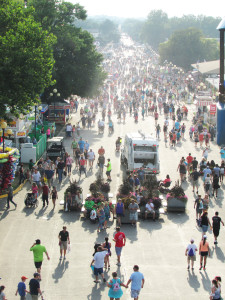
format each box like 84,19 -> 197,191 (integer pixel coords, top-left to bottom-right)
24,193 -> 39,207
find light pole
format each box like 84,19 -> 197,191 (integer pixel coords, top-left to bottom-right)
50,89 -> 60,121
34,104 -> 42,138
1,121 -> 7,153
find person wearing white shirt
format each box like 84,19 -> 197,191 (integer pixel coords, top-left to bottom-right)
87,149 -> 95,169
90,246 -> 108,283
32,170 -> 41,186
145,200 -> 155,221
185,239 -> 197,270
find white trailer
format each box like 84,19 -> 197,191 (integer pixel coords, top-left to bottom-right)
121,131 -> 160,174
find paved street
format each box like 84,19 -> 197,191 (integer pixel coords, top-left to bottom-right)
0,101 -> 224,299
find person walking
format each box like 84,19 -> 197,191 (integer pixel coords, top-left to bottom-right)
58,226 -> 70,260
42,182 -> 49,208
29,273 -> 44,300
191,168 -> 200,194
212,212 -> 224,245
107,272 -> 127,300
194,195 -> 203,223
90,246 -> 108,283
200,211 -> 212,236
185,239 -> 197,270
87,149 -> 95,169
6,183 -> 17,209
126,265 -> 144,300
97,204 -> 105,233
30,239 -> 50,277
79,155 -> 87,180
50,186 -> 58,209
15,276 -> 29,300
106,158 -> 112,181
102,237 -> 111,270
57,159 -> 65,184
66,154 -> 73,176
199,235 -> 210,271
113,227 -> 126,266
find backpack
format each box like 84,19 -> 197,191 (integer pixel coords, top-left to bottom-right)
113,279 -> 120,292
188,247 -> 194,257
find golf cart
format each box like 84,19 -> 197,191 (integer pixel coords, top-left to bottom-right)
46,137 -> 65,161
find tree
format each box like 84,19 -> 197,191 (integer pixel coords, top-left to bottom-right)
0,0 -> 56,119
158,28 -> 219,70
141,10 -> 169,50
29,0 -> 106,101
122,19 -> 144,42
98,19 -> 120,45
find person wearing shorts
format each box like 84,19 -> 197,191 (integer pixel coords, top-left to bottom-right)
90,246 -> 108,283
113,227 -> 126,266
116,199 -> 124,227
126,265 -> 144,300
199,235 -> 210,270
128,200 -> 139,226
30,239 -> 50,277
58,226 -> 70,260
185,239 -> 197,270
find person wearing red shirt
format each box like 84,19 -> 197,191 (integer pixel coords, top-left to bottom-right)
42,183 -> 49,207
113,227 -> 126,266
79,155 -> 87,179
186,153 -> 193,174
98,146 -> 105,156
199,132 -> 204,147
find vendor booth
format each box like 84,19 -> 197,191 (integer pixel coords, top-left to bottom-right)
194,92 -> 214,124
48,103 -> 70,124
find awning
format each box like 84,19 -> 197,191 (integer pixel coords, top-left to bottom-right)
41,104 -> 49,113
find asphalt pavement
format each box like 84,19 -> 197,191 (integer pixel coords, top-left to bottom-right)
0,105 -> 224,300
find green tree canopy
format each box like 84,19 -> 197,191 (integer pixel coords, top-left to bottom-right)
98,19 -> 120,45
158,28 -> 219,70
28,0 -> 106,101
141,10 -> 169,50
0,0 -> 56,119
121,19 -> 144,42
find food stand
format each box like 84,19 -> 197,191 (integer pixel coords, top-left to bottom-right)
48,104 -> 70,124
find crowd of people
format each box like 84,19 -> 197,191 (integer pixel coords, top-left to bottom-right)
2,36 -> 222,300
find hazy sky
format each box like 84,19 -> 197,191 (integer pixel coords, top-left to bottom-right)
71,0 -> 223,19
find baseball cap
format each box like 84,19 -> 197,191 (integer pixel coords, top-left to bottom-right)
190,238 -> 194,242
203,235 -> 207,239
35,239 -> 41,244
33,273 -> 40,277
21,276 -> 28,280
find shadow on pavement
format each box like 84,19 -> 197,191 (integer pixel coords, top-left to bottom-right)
187,270 -> 201,291
52,260 -> 69,283
199,271 -> 211,291
59,210 -> 80,225
167,212 -> 190,226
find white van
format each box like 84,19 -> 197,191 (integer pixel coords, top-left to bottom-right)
121,132 -> 160,174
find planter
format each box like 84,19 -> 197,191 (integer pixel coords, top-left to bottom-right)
167,197 -> 187,212
121,208 -> 134,224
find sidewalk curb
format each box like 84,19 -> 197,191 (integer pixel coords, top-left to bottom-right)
0,180 -> 27,199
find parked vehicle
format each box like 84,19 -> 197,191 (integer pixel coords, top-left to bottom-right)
121,131 -> 160,175
46,137 -> 65,161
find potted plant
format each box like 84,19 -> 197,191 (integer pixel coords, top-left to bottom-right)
64,180 -> 83,211
100,182 -> 110,200
166,185 -> 188,212
120,195 -> 138,224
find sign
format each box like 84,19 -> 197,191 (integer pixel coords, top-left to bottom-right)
210,104 -> 217,114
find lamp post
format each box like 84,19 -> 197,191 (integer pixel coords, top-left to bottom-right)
34,104 -> 42,138
50,89 -> 60,121
1,121 -> 7,153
